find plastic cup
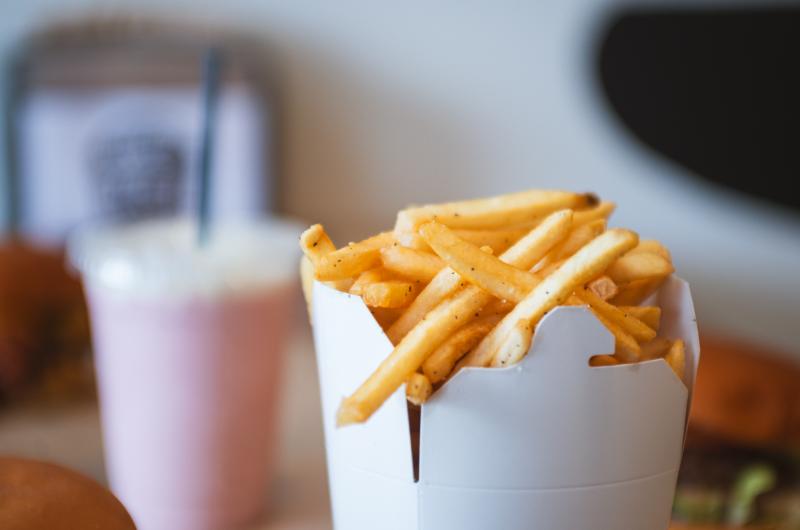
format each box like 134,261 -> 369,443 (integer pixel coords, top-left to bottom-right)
69,218 -> 300,530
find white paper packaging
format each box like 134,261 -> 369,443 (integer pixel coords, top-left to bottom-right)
311,275 -> 700,530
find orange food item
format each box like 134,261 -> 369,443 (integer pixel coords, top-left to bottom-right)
688,335 -> 800,448
0,457 -> 136,530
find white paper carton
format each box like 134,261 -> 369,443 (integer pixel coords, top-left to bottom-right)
311,275 -> 700,530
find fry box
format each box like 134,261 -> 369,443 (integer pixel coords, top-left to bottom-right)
311,275 -> 699,530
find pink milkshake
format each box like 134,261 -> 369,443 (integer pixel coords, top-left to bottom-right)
70,219 -> 300,530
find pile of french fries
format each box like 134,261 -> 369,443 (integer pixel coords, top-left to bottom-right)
300,189 -> 686,426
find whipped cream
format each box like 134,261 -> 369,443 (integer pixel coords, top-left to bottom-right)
69,218 -> 302,298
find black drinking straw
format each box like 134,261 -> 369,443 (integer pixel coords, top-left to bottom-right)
197,47 -> 222,246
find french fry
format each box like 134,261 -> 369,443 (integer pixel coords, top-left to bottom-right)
350,268 -> 392,296
315,231 -> 395,281
315,247 -> 382,281
586,275 -> 618,301
552,220 -> 607,260
369,307 -> 405,329
638,337 -> 672,360
664,339 -> 686,381
589,354 -> 620,367
385,249 -> 491,345
355,231 -> 397,249
337,285 -> 491,425
489,320 -> 533,368
422,314 -> 503,384
619,305 -> 661,331
493,210 -> 573,271
606,251 -> 674,285
461,228 -> 638,368
609,241 -> 672,303
393,231 -> 431,251
420,221 -> 539,304
362,280 -> 419,308
386,209 -> 572,344
406,373 -> 433,406
299,225 -> 354,292
576,287 -> 656,343
394,190 -> 588,233
381,246 -> 444,282
536,259 -> 565,278
573,201 -> 616,226
299,223 -> 336,266
611,277 -> 669,305
330,278 -> 356,292
628,240 -> 672,262
386,267 -> 465,344
454,227 -> 530,254
590,310 -> 641,362
535,219 -> 606,270
300,256 -> 316,316
394,227 -> 529,255
484,298 -> 515,315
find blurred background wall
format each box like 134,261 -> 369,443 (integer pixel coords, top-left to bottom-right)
1,0 -> 798,358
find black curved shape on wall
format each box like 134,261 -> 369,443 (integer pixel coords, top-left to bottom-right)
598,8 -> 800,213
